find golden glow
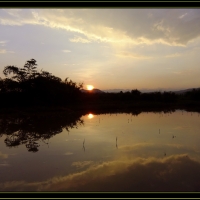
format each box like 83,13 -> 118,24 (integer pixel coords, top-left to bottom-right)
86,85 -> 94,90
88,114 -> 94,119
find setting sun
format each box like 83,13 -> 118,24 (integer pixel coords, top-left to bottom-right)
86,85 -> 94,90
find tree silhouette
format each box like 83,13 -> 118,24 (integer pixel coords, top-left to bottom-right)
3,59 -> 37,82
0,111 -> 84,152
0,59 -> 83,107
1,58 -> 200,110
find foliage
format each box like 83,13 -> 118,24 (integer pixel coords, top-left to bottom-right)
0,111 -> 84,152
0,59 -> 83,107
0,58 -> 200,108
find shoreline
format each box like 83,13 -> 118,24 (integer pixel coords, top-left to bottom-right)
0,101 -> 200,115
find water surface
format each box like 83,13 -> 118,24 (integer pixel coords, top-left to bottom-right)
0,110 -> 200,191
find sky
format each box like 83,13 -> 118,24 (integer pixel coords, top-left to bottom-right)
0,9 -> 200,91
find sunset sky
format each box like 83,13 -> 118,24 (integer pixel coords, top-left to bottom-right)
0,9 -> 200,91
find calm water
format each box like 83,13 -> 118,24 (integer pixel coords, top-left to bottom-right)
0,110 -> 200,191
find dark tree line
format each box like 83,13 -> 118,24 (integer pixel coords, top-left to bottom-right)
80,90 -> 177,104
0,58 -> 200,109
0,59 -> 83,107
80,88 -> 200,105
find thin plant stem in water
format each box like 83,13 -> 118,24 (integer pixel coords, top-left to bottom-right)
82,138 -> 85,152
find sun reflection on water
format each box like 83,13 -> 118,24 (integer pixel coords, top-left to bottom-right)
88,113 -> 94,119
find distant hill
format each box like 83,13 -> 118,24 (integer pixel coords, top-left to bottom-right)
102,89 -> 164,93
102,87 -> 200,94
173,88 -> 200,94
81,88 -> 105,93
103,89 -> 131,93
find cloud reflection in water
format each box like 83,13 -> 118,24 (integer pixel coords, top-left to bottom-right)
1,154 -> 200,191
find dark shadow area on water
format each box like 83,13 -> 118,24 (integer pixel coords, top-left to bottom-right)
0,110 -> 84,152
1,107 -> 200,192
0,106 -> 200,153
1,58 -> 200,154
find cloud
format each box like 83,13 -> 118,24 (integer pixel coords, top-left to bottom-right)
30,155 -> 200,191
0,41 -> 9,49
1,154 -> 200,191
0,18 -> 23,26
152,20 -> 171,35
69,36 -> 91,43
0,49 -> 6,53
71,161 -> 94,169
0,9 -> 37,26
3,9 -> 22,18
0,181 -> 34,191
0,41 -> 7,47
62,50 -> 71,53
0,152 -> 8,159
173,126 -> 188,130
179,13 -> 188,19
64,152 -> 73,156
165,53 -> 181,58
116,51 -> 152,59
1,9 -> 200,46
117,143 -> 199,159
0,49 -> 14,54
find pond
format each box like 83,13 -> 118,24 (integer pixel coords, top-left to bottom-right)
0,110 -> 200,191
